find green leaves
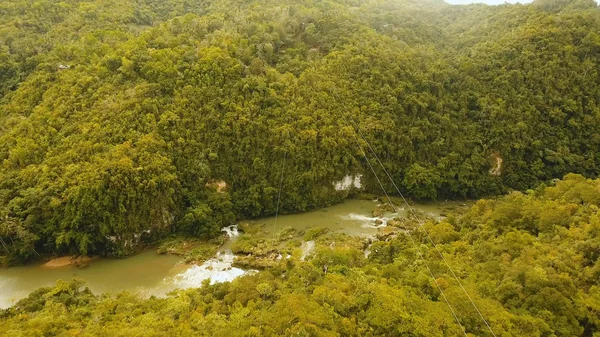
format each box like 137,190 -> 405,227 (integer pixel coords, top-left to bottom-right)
403,164 -> 442,200
1,0 -> 600,268
1,176 -> 600,336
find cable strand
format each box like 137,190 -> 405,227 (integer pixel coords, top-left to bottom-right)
346,110 -> 497,337
273,152 -> 287,240
340,112 -> 467,336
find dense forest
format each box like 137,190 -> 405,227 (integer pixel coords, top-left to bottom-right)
1,174 -> 599,336
1,0 -> 600,263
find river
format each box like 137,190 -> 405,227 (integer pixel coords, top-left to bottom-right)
0,199 -> 466,309
246,199 -> 456,237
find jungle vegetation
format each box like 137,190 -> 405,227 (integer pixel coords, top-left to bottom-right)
1,0 -> 599,263
1,174 -> 599,336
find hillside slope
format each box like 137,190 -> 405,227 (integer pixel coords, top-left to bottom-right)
0,0 -> 599,261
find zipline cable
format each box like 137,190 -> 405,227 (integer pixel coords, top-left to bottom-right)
344,105 -> 497,337
273,151 -> 287,240
339,111 -> 468,337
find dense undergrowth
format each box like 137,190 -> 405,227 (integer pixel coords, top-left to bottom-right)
1,0 -> 599,262
1,174 -> 599,336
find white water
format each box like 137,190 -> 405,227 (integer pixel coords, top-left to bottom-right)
171,250 -> 248,288
221,225 -> 239,238
148,225 -> 249,295
168,225 -> 248,288
170,225 -> 248,288
341,213 -> 395,228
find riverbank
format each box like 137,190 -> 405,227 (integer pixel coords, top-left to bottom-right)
3,175 -> 598,336
0,196 -> 469,269
0,198 -> 471,309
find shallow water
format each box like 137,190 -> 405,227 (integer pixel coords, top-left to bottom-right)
246,199 -> 463,237
248,199 -> 388,237
0,251 -> 184,309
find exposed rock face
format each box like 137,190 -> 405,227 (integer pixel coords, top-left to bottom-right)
301,241 -> 316,261
206,180 -> 228,193
334,174 -> 363,191
489,152 -> 503,176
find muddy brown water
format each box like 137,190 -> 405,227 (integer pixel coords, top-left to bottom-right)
0,199 -> 467,309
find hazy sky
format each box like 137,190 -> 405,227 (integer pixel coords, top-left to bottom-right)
446,0 -> 599,4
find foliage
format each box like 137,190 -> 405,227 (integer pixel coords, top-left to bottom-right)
156,235 -> 224,264
1,175 -> 599,336
1,0 -> 599,263
303,227 -> 330,241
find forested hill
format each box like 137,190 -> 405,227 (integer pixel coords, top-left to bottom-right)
1,0 -> 600,262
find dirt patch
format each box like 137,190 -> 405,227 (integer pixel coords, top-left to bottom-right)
44,256 -> 97,268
